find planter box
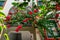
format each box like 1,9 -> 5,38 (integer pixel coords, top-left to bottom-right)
8,31 -> 34,40
1,27 -> 36,40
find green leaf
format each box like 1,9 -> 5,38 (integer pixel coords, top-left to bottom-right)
0,26 -> 2,32
23,2 -> 28,7
12,2 -> 19,7
38,27 -> 45,37
18,2 -> 28,10
0,12 -> 5,17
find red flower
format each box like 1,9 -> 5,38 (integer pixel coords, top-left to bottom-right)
18,25 -> 22,28
23,18 -> 28,22
34,9 -> 38,13
27,18 -> 30,20
15,25 -> 22,32
9,12 -> 12,15
6,15 -> 11,20
56,4 -> 60,10
56,20 -> 59,23
55,14 -> 59,18
28,11 -> 33,15
7,24 -> 11,28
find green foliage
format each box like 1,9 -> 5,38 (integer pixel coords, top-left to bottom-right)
5,0 -> 59,39
0,12 -> 5,23
12,2 -> 28,10
35,0 -> 58,39
0,12 -> 5,16
0,26 -> 2,32
12,2 -> 19,7
52,0 -> 60,4
37,19 -> 57,38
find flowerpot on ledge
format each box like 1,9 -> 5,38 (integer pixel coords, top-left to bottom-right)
1,26 -> 36,40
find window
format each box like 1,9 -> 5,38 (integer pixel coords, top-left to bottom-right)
0,0 -> 6,10
9,33 -> 22,40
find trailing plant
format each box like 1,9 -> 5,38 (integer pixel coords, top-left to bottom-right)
4,0 -> 60,40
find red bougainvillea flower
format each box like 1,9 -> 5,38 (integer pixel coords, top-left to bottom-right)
55,14 -> 59,18
9,12 -> 12,15
56,20 -> 59,23
7,24 -> 11,28
6,15 -> 11,20
56,4 -> 60,10
28,11 -> 33,15
23,18 -> 29,22
15,25 -> 22,32
27,18 -> 31,20
34,9 -> 38,13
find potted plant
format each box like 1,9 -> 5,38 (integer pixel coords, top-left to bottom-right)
4,0 -> 60,40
